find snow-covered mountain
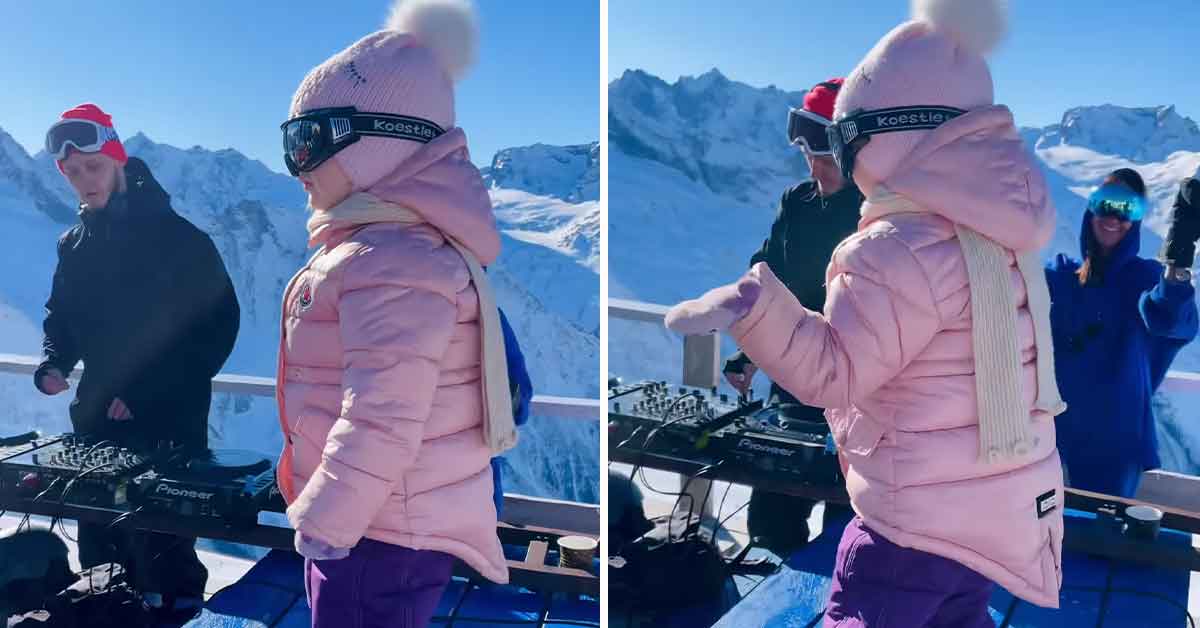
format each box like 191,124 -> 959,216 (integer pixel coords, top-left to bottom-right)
610,69 -> 805,208
1029,105 -> 1200,164
0,131 -> 599,504
484,143 -> 600,207
609,68 -> 1200,475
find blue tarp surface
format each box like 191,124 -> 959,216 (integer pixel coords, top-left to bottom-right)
182,547 -> 599,628
714,509 -> 1194,628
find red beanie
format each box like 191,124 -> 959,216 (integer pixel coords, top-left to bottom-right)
55,103 -> 128,172
801,78 -> 843,122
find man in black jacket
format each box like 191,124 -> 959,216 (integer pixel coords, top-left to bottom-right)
723,80 -> 862,558
35,104 -> 240,615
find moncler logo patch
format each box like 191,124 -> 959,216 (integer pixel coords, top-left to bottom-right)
297,281 -> 313,311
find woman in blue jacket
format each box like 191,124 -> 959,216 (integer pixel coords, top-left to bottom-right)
1046,168 -> 1200,497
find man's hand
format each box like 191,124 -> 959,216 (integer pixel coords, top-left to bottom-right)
1163,177 -> 1200,268
38,369 -> 69,395
724,362 -> 758,396
107,398 -> 133,421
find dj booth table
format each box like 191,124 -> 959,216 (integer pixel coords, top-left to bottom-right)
609,445 -> 1200,574
0,495 -> 601,597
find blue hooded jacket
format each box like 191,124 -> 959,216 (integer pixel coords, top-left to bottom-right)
491,308 -> 533,517
1045,211 -> 1198,494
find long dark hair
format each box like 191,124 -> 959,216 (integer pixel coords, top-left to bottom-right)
1078,168 -> 1145,286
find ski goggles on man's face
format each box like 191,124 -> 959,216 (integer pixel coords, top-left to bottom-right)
45,119 -> 119,161
280,107 -> 447,176
1087,181 -> 1146,222
826,106 -> 967,181
787,108 -> 833,155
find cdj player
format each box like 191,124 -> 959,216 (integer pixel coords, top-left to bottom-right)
708,405 -> 843,486
131,450 -> 275,524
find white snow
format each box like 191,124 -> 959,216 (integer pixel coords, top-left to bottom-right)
484,143 -> 599,205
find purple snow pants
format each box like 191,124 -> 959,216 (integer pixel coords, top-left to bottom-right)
305,537 -> 455,628
824,517 -> 996,628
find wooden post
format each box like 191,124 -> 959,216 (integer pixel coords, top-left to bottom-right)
677,333 -> 719,526
682,333 -> 720,389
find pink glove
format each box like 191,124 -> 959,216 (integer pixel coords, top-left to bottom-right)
294,531 -> 351,561
665,275 -> 762,335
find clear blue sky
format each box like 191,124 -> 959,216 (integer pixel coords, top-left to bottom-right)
1,1 -> 598,173
610,0 -> 1199,128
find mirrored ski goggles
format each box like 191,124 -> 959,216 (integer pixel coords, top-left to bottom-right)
1087,182 -> 1145,222
826,106 -> 967,180
45,119 -> 120,160
281,107 -> 446,176
786,108 -> 833,155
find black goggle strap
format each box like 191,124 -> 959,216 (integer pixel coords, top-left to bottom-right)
345,113 -> 446,144
833,106 -> 966,145
286,112 -> 447,147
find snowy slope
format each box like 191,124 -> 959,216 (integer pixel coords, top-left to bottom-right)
484,143 -> 599,206
610,69 -> 807,208
1032,105 -> 1200,164
0,130 -> 599,504
609,69 -> 1200,475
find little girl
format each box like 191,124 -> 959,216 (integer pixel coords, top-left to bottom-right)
667,0 -> 1065,625
273,1 -> 516,625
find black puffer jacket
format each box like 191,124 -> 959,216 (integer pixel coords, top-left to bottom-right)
724,180 -> 862,418
35,157 -> 239,452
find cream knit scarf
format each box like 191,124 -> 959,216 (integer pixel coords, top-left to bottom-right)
308,192 -> 518,455
863,188 -> 1065,463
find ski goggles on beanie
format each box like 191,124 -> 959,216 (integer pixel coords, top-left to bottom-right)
786,107 -> 833,155
826,106 -> 967,181
280,107 -> 446,176
1087,181 -> 1146,222
44,118 -> 120,160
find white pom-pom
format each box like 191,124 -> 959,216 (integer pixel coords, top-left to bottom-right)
385,0 -> 479,81
911,0 -> 1008,56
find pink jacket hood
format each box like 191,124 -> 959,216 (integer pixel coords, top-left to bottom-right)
352,127 -> 500,265
870,105 -> 1055,254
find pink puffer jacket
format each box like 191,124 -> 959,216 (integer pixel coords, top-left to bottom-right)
275,129 -> 508,584
730,106 -> 1064,607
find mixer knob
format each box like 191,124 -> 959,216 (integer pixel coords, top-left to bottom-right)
720,394 -> 728,403
613,402 -> 621,413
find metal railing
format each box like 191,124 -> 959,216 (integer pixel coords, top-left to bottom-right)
0,353 -> 600,421
608,299 -> 722,389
